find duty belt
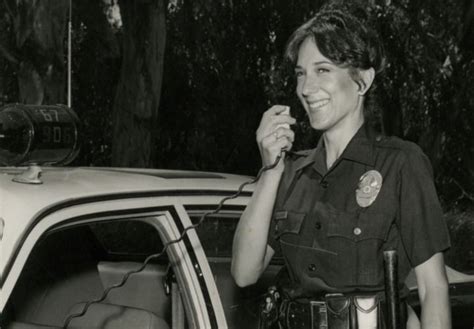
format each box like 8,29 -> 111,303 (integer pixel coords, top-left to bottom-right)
281,293 -> 407,329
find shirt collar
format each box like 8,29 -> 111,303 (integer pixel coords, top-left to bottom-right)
294,124 -> 378,173
341,124 -> 377,166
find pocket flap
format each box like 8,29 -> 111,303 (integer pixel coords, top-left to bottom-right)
327,211 -> 392,241
274,210 -> 305,235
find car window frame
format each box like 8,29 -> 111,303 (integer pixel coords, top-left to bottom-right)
185,204 -> 285,265
1,197 -> 226,329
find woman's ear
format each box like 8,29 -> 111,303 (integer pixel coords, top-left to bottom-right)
358,67 -> 375,96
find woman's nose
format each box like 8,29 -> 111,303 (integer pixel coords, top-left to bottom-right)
301,75 -> 319,96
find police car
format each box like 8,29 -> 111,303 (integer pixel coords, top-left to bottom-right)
0,104 -> 285,329
0,105 -> 472,329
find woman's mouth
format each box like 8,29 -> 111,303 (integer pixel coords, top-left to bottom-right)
308,99 -> 330,110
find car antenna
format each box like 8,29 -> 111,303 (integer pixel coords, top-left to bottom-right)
67,0 -> 72,108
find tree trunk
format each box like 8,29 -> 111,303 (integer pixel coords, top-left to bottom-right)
111,0 -> 166,167
4,0 -> 69,105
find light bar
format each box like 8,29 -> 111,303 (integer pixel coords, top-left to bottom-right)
0,104 -> 80,166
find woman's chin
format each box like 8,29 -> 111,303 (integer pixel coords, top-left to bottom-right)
309,119 -> 328,131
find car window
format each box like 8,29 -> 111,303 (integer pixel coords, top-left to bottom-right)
189,213 -> 239,258
187,209 -> 283,261
90,220 -> 165,257
3,217 -> 176,329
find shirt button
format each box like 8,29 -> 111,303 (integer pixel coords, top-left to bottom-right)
315,222 -> 322,230
320,180 -> 329,188
308,264 -> 317,272
353,227 -> 362,236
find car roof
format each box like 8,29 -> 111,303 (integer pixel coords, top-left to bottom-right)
0,165 -> 254,197
0,165 -> 254,219
0,166 -> 254,277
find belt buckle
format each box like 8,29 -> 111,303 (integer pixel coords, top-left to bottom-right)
310,300 -> 328,329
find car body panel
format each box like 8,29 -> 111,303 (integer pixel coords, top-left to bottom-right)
0,166 -> 254,328
0,167 -> 253,281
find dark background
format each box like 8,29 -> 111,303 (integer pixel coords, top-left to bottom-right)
0,0 -> 473,270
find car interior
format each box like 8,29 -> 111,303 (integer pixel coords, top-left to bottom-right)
2,219 -> 174,329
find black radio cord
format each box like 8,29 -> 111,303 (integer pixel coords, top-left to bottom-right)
62,152 -> 285,329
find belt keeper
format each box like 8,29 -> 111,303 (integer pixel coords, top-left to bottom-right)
354,295 -> 379,313
310,301 -> 328,329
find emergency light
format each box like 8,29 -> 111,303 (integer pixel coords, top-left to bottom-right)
0,104 -> 80,166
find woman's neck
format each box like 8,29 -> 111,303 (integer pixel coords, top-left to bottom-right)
323,117 -> 364,169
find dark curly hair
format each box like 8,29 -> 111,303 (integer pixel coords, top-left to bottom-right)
285,5 -> 386,124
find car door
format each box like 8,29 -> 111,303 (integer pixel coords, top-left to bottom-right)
1,196 -> 227,329
184,204 -> 284,329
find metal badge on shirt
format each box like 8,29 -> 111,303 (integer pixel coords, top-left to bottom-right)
356,170 -> 383,208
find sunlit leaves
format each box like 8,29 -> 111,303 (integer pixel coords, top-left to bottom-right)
102,0 -> 122,31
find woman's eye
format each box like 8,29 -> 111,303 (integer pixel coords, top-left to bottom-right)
317,68 -> 330,74
294,70 -> 304,78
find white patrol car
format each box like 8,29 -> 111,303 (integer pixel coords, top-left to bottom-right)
0,165 -> 283,329
0,104 -> 281,329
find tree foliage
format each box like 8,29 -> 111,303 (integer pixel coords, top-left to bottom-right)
111,0 -> 166,168
0,0 -> 472,212
0,0 -> 69,104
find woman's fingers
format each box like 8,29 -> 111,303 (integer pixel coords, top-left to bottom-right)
257,106 -> 295,142
261,131 -> 291,149
257,105 -> 295,168
273,127 -> 295,142
260,131 -> 293,166
263,104 -> 290,117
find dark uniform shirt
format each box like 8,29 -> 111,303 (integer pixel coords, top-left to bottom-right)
268,125 -> 450,298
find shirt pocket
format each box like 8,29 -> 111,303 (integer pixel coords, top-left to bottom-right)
273,210 -> 305,239
326,210 -> 394,286
327,210 -> 392,242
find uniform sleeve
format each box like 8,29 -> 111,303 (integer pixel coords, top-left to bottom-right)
398,145 -> 451,267
266,157 -> 294,253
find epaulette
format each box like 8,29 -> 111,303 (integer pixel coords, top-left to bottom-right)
374,134 -> 384,143
372,134 -> 423,154
372,134 -> 399,149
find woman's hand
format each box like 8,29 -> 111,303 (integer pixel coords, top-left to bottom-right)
256,105 -> 296,171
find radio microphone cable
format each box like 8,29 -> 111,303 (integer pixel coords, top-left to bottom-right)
62,151 -> 287,328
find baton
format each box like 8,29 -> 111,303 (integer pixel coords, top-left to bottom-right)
383,250 -> 401,329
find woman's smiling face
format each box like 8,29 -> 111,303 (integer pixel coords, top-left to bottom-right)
295,37 -> 364,133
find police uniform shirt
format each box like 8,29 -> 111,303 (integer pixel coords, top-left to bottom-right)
267,124 -> 451,297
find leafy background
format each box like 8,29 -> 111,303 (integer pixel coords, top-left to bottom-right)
1,0 -> 473,270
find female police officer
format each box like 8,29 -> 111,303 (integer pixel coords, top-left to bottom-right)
231,6 -> 451,329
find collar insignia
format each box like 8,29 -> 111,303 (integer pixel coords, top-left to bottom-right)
356,170 -> 383,208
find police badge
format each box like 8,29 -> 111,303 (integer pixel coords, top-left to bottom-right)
356,170 -> 383,208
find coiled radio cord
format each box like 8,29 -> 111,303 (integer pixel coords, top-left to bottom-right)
62,152 -> 285,328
